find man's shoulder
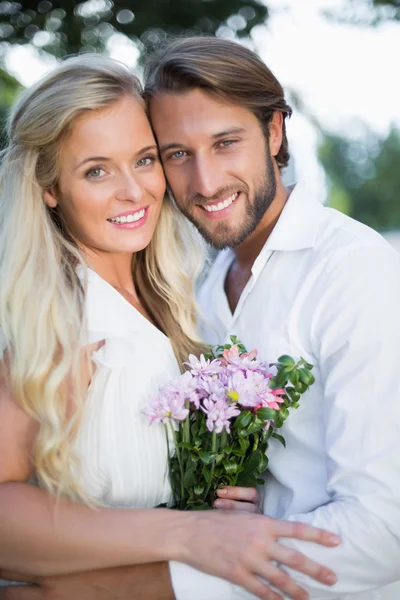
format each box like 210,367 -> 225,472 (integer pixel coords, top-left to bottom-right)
314,205 -> 396,265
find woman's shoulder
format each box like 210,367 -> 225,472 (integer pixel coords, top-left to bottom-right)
80,267 -> 177,371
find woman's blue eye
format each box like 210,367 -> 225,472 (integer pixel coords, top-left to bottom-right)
137,156 -> 154,167
86,167 -> 105,179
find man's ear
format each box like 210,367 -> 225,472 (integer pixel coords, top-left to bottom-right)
268,111 -> 283,158
43,188 -> 58,208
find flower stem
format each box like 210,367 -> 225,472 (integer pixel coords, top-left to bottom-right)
183,401 -> 190,444
169,421 -> 185,507
204,428 -> 217,504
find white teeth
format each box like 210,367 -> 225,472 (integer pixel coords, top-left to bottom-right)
109,209 -> 145,224
203,192 -> 238,213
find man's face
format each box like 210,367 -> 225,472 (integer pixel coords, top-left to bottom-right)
150,88 -> 277,249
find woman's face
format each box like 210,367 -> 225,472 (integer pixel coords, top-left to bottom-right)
44,95 -> 166,261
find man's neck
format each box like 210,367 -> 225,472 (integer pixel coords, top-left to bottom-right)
224,179 -> 290,315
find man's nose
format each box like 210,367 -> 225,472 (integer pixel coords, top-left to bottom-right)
115,172 -> 144,203
191,154 -> 224,199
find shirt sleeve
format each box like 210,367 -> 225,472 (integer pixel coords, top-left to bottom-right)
169,561 -> 234,600
270,245 -> 400,598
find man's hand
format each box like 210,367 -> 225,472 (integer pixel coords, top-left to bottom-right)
213,486 -> 261,513
0,563 -> 174,600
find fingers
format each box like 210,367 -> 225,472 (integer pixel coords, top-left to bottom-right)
272,520 -> 341,547
0,572 -> 38,585
214,499 -> 260,513
1,586 -> 42,600
251,560 -> 308,600
216,486 -> 260,504
270,542 -> 336,586
232,568 -> 284,600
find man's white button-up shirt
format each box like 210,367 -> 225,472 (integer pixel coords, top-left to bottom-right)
170,182 -> 400,600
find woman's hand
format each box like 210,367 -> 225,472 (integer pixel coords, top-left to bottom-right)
213,486 -> 261,513
179,510 -> 340,600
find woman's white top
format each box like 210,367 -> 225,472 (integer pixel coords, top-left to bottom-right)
0,268 -> 178,587
75,267 -> 178,508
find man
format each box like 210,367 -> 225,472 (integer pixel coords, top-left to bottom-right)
3,36 -> 400,600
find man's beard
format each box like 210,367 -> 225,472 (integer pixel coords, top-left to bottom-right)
174,149 -> 277,250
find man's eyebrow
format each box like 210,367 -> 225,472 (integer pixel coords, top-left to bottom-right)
159,128 -> 246,154
159,142 -> 183,154
212,127 -> 246,139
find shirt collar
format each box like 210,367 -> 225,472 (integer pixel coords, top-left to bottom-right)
250,181 -> 324,274
263,181 -> 324,252
206,181 -> 325,284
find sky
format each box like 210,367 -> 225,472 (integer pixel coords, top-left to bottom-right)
4,0 -> 400,198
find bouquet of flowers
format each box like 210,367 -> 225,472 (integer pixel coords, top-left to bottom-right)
143,336 -> 314,510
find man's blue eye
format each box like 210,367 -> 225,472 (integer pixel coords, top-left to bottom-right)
172,151 -> 186,159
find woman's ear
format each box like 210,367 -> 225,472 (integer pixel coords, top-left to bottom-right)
43,188 -> 58,208
268,111 -> 283,158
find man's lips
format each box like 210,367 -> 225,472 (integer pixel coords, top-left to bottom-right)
199,192 -> 240,214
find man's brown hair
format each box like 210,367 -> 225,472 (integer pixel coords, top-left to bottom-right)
144,36 -> 293,169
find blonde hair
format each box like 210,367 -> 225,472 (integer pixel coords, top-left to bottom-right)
0,54 -> 205,502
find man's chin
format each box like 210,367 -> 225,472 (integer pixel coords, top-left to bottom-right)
197,226 -> 246,250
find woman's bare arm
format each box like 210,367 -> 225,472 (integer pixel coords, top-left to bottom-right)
0,357 -> 340,598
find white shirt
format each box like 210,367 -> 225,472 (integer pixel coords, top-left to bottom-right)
170,182 -> 400,600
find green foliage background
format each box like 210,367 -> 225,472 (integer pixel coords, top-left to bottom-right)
0,0 -> 399,230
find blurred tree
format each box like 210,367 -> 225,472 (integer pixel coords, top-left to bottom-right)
0,0 -> 268,58
0,66 -> 20,146
323,0 -> 399,25
318,126 -> 400,231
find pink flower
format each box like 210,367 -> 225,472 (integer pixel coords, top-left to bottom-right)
201,397 -> 240,434
142,392 -> 189,425
184,354 -> 222,377
171,371 -> 202,408
226,371 -> 259,407
221,345 -> 240,364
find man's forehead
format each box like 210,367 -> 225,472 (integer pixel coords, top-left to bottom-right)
149,89 -> 256,142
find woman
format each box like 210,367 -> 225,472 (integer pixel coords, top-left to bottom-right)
0,55 -> 337,600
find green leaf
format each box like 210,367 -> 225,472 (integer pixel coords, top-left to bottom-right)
272,432 -> 286,447
286,388 -> 300,403
194,484 -> 205,496
289,370 -> 300,386
300,357 -> 314,370
279,407 -> 290,420
295,381 -> 308,394
256,407 -> 277,421
239,436 -> 250,453
183,462 -> 197,487
199,451 -> 218,464
298,368 -> 315,386
259,453 -> 269,472
233,410 -> 253,429
178,442 -> 195,451
232,448 -> 245,457
241,449 -> 262,476
275,368 -> 290,387
223,458 -> 239,474
277,354 -> 295,367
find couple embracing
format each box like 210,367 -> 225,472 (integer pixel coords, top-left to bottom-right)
0,36 -> 399,600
